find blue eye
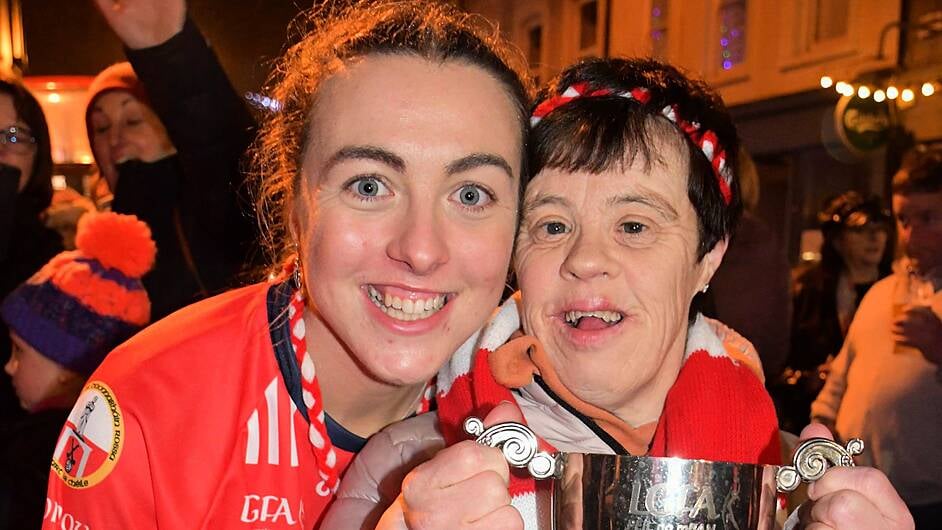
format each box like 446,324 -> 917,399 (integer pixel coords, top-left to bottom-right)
348,177 -> 389,199
452,184 -> 493,208
357,179 -> 379,196
459,186 -> 481,205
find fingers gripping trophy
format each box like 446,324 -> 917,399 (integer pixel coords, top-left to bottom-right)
466,416 -> 864,530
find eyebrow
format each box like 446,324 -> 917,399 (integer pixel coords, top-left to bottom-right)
324,145 -> 406,174
92,96 -> 135,113
523,192 -> 679,221
523,193 -> 570,215
323,146 -> 514,180
610,193 -> 679,220
446,153 -> 514,180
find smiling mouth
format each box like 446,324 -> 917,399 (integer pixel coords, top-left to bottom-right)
367,285 -> 449,322
564,310 -> 624,330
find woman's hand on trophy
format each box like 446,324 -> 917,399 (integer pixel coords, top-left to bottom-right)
797,423 -> 914,530
376,402 -> 525,530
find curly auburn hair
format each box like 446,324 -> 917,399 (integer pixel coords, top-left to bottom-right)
250,0 -> 533,269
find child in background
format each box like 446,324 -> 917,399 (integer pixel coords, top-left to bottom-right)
0,212 -> 155,527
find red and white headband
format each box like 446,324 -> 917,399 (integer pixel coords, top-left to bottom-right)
530,82 -> 734,205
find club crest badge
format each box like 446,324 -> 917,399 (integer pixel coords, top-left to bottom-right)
51,381 -> 124,489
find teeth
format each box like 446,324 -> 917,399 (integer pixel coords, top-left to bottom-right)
565,310 -> 624,325
367,285 -> 447,322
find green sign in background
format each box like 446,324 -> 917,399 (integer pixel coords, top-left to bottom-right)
835,95 -> 891,154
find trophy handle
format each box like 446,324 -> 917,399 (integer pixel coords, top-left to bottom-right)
776,437 -> 865,492
464,417 -> 561,479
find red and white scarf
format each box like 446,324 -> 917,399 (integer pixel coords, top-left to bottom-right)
285,289 -> 434,497
435,295 -> 781,528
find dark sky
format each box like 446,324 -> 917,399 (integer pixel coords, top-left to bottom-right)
22,1 -> 309,94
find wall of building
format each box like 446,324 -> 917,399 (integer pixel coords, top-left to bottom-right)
460,0 -> 936,264
463,0 -> 904,106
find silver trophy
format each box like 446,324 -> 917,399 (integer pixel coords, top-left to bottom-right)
465,416 -> 864,530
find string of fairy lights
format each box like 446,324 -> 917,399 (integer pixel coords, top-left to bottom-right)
819,75 -> 938,104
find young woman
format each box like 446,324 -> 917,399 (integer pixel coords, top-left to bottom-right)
43,1 -> 531,528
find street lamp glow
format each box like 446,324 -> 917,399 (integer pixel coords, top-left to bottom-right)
820,76 -> 833,88
886,86 -> 899,99
857,85 -> 871,99
922,82 -> 935,97
901,88 -> 915,102
47,93 -> 61,104
874,89 -> 886,102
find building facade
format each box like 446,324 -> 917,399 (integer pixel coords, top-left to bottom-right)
461,0 -> 941,262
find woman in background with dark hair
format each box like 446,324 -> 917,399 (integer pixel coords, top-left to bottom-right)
779,192 -> 893,433
0,79 -> 62,425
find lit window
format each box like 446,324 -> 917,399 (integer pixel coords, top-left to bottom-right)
580,1 -> 599,50
718,0 -> 747,71
651,0 -> 669,59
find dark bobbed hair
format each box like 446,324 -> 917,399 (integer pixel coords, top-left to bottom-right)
893,147 -> 942,195
530,57 -> 743,260
818,191 -> 894,278
0,78 -> 53,216
252,0 -> 533,268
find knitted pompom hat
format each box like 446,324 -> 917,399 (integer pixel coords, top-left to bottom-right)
1,212 -> 157,376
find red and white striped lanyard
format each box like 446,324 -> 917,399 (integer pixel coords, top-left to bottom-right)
286,290 -> 434,496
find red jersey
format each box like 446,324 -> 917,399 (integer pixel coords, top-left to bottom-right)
43,282 -> 361,529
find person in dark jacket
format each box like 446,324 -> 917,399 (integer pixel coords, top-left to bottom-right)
0,78 -> 62,426
777,191 -> 893,433
86,3 -> 259,319
702,148 -> 791,381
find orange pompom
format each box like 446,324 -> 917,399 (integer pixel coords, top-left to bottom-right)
74,212 -> 157,278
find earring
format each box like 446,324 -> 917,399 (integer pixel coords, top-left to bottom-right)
700,283 -> 710,294
291,252 -> 303,292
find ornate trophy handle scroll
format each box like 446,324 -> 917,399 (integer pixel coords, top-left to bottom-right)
464,417 -> 561,479
776,437 -> 865,492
